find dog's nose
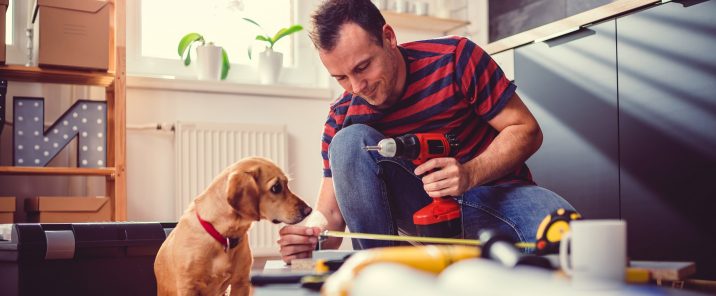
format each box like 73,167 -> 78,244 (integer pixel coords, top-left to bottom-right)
301,205 -> 313,217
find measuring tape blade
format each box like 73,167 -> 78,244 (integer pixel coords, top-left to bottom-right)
321,230 -> 535,249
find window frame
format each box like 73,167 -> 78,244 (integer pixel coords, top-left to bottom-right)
126,0 -> 328,87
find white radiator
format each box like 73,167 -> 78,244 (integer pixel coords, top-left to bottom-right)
174,122 -> 287,256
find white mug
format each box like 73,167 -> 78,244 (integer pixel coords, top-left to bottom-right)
395,0 -> 410,13
371,0 -> 388,10
559,220 -> 627,290
414,2 -> 429,16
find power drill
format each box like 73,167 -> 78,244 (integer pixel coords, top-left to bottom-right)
364,133 -> 461,238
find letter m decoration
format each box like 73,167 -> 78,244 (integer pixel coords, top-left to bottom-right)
13,97 -> 107,168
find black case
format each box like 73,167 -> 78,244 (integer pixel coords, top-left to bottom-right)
0,222 -> 176,296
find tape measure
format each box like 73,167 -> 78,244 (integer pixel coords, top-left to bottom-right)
319,230 -> 536,249
319,208 -> 581,253
535,208 -> 582,255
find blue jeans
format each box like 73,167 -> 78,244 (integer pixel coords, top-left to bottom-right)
328,124 -> 575,251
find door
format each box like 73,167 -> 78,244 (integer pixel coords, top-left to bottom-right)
617,0 -> 716,279
514,20 -> 620,220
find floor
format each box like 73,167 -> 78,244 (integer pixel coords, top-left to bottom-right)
253,256 -> 282,271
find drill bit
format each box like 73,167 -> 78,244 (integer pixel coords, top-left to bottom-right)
363,145 -> 381,151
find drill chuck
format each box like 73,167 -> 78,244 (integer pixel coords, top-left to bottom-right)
364,133 -> 453,161
363,138 -> 399,157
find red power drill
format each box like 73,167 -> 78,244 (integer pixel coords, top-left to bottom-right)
364,133 -> 461,238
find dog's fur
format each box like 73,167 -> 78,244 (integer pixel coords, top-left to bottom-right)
154,157 -> 311,296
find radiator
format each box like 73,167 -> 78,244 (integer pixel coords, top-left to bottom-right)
174,122 -> 288,256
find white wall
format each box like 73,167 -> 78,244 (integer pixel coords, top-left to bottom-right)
125,83 -> 330,222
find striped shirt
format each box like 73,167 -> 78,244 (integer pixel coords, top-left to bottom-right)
321,36 -> 534,185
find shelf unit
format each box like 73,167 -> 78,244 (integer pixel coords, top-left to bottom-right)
0,0 -> 126,221
382,11 -> 470,34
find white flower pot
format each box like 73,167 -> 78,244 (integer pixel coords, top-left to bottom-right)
196,43 -> 222,81
258,48 -> 283,84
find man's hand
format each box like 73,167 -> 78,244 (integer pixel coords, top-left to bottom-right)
414,157 -> 472,197
277,225 -> 322,264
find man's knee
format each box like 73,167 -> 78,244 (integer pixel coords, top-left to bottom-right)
329,124 -> 382,166
330,124 -> 380,148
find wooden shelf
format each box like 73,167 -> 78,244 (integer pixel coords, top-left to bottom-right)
0,166 -> 116,176
382,11 -> 469,34
0,0 -> 126,221
0,65 -> 115,87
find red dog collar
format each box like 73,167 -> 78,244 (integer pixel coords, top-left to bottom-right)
196,210 -> 241,252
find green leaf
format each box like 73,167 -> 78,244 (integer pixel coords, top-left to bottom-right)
255,35 -> 271,43
247,46 -> 253,60
183,47 -> 192,66
271,25 -> 303,46
178,33 -> 204,60
221,48 -> 230,80
255,35 -> 273,48
243,17 -> 263,30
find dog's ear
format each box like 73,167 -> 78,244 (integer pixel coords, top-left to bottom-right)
226,168 -> 261,220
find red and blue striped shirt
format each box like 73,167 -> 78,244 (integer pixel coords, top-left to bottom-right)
321,36 -> 533,185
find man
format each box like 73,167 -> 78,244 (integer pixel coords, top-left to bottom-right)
277,0 -> 574,263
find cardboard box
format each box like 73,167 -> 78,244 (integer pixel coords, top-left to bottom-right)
0,196 -> 16,223
1,0 -> 8,64
25,196 -> 111,222
35,0 -> 110,70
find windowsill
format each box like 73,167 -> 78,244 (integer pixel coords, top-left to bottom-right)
126,75 -> 333,101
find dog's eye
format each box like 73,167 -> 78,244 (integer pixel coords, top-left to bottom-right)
270,183 -> 283,194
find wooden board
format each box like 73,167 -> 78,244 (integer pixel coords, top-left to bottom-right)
630,261 -> 696,281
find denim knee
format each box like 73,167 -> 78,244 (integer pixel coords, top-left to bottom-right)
328,124 -> 383,171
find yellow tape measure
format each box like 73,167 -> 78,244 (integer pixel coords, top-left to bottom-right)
320,230 -> 536,249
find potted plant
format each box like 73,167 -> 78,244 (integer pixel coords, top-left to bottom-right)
243,18 -> 303,84
178,33 -> 230,80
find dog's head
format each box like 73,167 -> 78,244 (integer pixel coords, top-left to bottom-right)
226,157 -> 312,225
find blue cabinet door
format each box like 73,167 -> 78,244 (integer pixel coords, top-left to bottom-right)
515,20 -> 620,220
617,0 -> 716,279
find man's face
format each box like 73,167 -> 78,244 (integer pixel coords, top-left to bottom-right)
319,23 -> 402,109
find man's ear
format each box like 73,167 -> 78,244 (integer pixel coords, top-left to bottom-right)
382,24 -> 397,48
226,168 -> 261,220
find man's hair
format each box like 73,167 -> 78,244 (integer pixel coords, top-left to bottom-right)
310,0 -> 386,51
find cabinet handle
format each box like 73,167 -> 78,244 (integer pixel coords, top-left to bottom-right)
537,28 -> 596,47
672,0 -> 710,8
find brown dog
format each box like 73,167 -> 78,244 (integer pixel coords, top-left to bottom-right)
154,157 -> 312,296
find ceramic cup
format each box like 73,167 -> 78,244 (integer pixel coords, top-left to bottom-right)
415,2 -> 429,16
559,220 -> 627,290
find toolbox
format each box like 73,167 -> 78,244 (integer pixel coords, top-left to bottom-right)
0,222 -> 176,296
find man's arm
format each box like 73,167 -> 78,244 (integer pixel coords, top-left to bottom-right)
465,92 -> 542,186
416,93 -> 542,196
278,177 -> 346,263
313,177 -> 346,249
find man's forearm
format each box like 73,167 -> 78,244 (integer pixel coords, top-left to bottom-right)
465,123 -> 542,187
313,177 -> 346,249
315,207 -> 345,249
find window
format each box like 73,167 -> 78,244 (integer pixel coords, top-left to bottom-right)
128,0 -> 326,86
140,0 -> 294,66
